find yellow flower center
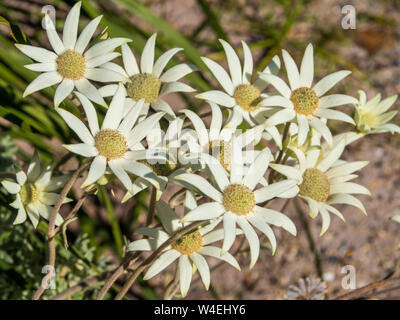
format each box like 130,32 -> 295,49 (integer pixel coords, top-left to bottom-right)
233,84 -> 261,112
126,73 -> 162,103
172,230 -> 202,255
140,159 -> 178,177
56,49 -> 86,80
94,129 -> 127,161
209,140 -> 232,169
223,184 -> 255,216
359,109 -> 378,129
299,168 -> 330,202
19,183 -> 40,204
291,87 -> 319,116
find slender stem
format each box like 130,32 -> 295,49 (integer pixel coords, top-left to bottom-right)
51,274 -> 107,300
268,122 -> 290,184
32,161 -> 90,300
115,221 -> 205,300
145,187 -> 157,226
54,193 -> 88,234
294,198 -> 323,278
358,284 -> 400,300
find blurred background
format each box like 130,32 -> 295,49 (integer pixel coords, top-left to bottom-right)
0,0 -> 400,300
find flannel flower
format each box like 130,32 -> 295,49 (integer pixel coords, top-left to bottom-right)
127,195 -> 241,297
270,139 -> 370,235
99,33 -> 197,120
354,90 -> 400,134
174,144 -> 297,268
181,102 -> 264,169
56,83 -> 165,193
1,152 -> 69,228
122,116 -> 190,202
259,44 -> 357,147
16,1 -> 129,107
196,39 -> 281,127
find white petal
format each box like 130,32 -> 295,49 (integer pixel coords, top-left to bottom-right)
326,161 -> 368,179
282,49 -> 300,90
178,255 -> 193,297
44,14 -> 64,55
127,239 -> 162,251
201,153 -> 229,192
319,94 -> 358,109
209,102 -> 223,140
62,1 -> 81,49
255,206 -> 296,235
325,204 -> 345,221
85,68 -> 126,82
159,82 -> 195,97
100,62 -> 129,78
75,78 -> 106,107
118,99 -> 144,135
242,148 -> 270,189
127,112 -> 164,147
230,137 -> 243,184
153,48 -> 182,77
151,100 -> 175,120
74,15 -> 102,53
56,107 -> 94,145
23,72 -> 62,97
313,71 -> 351,97
27,152 -> 41,182
302,196 -> 320,218
108,159 -> 132,190
121,43 -> 139,76
180,109 -> 209,146
309,118 -> 333,147
297,114 -> 309,146
330,182 -> 370,195
102,84 -> 126,130
134,227 -> 169,241
24,62 -> 56,72
155,200 -> 180,233
124,161 -> 167,191
315,109 -> 355,125
248,213 -> 277,254
221,212 -> 237,254
63,143 -> 98,157
81,156 -> 107,187
328,193 -> 367,215
316,139 -> 345,172
196,90 -> 235,108
236,216 -> 259,269
257,73 -> 292,99
201,57 -> 234,95
182,202 -> 225,222
259,95 -> 293,108
1,180 -> 21,194
54,78 -> 74,107
86,52 -> 121,68
15,44 -> 57,63
75,91 -> 100,136
253,55 -> 281,91
144,250 -> 181,280
254,179 -> 297,203
98,84 -> 118,98
219,39 -> 242,87
16,171 -> 27,185
14,200 -> 27,224
319,206 -> 331,235
264,108 -> 295,127
190,253 -> 210,290
242,40 -> 253,84
299,44 -> 314,87
160,63 -> 197,82
173,173 -> 222,202
140,33 -> 157,73
198,246 -> 240,270
26,205 -> 40,228
39,192 -> 60,206
84,38 -> 131,60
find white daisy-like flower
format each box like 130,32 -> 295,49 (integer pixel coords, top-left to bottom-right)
181,102 -> 265,170
173,144 -> 297,268
270,139 -> 370,235
354,90 -> 400,134
259,44 -> 358,147
16,1 -> 130,107
56,83 -> 166,193
127,195 -> 241,297
122,116 -> 190,202
196,39 -> 281,127
99,33 -> 197,120
1,152 -> 69,228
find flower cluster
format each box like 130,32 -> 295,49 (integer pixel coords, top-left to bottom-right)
2,1 -> 399,298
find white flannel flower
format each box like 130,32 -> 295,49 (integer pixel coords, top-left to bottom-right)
354,90 -> 400,134
196,39 -> 281,127
56,83 -> 165,193
16,1 -> 130,107
127,196 -> 241,297
1,152 -> 69,228
99,33 -> 197,120
173,144 -> 297,268
270,139 -> 370,235
122,116 -> 190,202
181,102 -> 264,169
259,44 -> 357,147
